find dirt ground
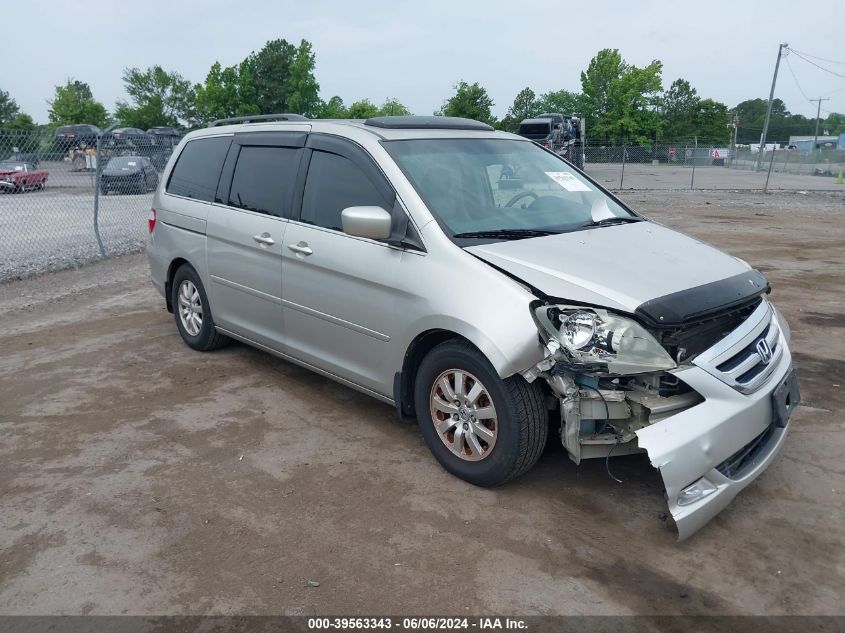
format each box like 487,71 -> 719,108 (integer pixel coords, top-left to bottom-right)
0,190 -> 843,616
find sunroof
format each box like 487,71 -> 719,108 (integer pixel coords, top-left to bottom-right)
364,116 -> 494,131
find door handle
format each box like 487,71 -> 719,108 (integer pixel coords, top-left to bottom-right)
287,241 -> 313,256
253,232 -> 275,247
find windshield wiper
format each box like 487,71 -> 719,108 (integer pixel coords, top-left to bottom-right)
578,216 -> 643,229
452,228 -> 561,240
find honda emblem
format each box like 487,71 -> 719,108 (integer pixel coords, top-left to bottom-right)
757,339 -> 773,364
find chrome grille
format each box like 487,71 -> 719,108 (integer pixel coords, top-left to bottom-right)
693,300 -> 782,394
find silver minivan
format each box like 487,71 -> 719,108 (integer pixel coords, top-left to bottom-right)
147,114 -> 799,540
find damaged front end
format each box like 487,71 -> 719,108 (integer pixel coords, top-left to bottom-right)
524,299 -> 796,540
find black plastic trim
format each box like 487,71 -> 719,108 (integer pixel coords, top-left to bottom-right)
635,269 -> 769,327
214,142 -> 240,205
301,133 -> 396,216
210,113 -> 308,126
233,131 -> 307,147
364,115 -> 494,131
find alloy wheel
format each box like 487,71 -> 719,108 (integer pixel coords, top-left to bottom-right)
429,369 -> 498,462
177,280 -> 203,336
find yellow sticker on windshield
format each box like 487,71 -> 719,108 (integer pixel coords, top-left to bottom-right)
545,171 -> 591,192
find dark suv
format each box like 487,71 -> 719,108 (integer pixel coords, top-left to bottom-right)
520,113 -> 585,169
54,124 -> 102,150
517,118 -> 559,150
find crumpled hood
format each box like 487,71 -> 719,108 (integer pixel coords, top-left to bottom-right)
465,221 -> 751,313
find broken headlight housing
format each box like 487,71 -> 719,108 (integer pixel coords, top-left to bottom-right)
534,304 -> 676,375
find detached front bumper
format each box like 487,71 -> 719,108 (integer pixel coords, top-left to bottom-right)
636,332 -> 795,540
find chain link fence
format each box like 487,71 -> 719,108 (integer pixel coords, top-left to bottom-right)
1,127 -> 843,282
0,127 -> 180,281
582,140 -> 845,192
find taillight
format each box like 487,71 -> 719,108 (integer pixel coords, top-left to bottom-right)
148,208 -> 156,234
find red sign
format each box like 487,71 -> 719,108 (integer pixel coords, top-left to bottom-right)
668,147 -> 676,157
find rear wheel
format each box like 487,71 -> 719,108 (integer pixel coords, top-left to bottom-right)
414,340 -> 548,487
171,264 -> 231,351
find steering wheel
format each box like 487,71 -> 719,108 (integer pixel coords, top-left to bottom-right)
505,190 -> 539,208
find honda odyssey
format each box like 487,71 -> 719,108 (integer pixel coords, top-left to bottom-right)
147,114 -> 799,540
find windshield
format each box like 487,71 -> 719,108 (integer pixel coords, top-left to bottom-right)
106,157 -> 142,169
518,123 -> 551,137
0,162 -> 23,171
383,138 -> 635,239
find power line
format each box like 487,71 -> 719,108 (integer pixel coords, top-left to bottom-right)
784,55 -> 813,103
788,48 -> 845,67
787,48 -> 845,80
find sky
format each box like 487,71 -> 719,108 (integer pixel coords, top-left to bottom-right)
3,0 -> 845,124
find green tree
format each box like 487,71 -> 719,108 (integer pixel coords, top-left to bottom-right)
580,49 -> 663,143
535,89 -> 582,116
731,98 -> 813,144
47,79 -> 110,127
316,96 -> 348,118
5,113 -> 35,134
823,112 -> 845,136
240,38 -> 297,114
500,87 -> 538,132
662,78 -> 699,139
286,40 -> 321,116
236,38 -> 321,116
378,97 -> 411,116
115,65 -> 195,128
436,80 -> 496,126
695,99 -> 730,144
194,62 -> 244,123
0,113 -> 38,152
0,88 -> 20,124
347,99 -> 380,119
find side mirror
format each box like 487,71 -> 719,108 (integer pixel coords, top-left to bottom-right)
341,206 -> 392,240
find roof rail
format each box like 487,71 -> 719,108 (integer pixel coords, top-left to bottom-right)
209,113 -> 309,127
364,115 -> 494,131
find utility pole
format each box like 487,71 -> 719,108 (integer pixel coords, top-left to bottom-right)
810,97 -> 830,154
756,42 -> 788,171
728,113 -> 738,165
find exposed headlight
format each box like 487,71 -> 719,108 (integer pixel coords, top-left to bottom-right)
560,311 -> 596,350
534,304 -> 676,375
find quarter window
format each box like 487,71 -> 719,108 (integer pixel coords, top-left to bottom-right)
166,136 -> 231,202
300,151 -> 389,231
228,146 -> 299,217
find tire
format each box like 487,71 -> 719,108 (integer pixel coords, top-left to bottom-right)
414,340 -> 548,487
170,264 -> 231,351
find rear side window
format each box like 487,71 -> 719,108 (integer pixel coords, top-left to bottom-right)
228,146 -> 299,217
300,151 -> 388,231
166,136 -> 231,202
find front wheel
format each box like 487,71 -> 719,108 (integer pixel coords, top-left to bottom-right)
414,341 -> 548,487
171,264 -> 231,351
